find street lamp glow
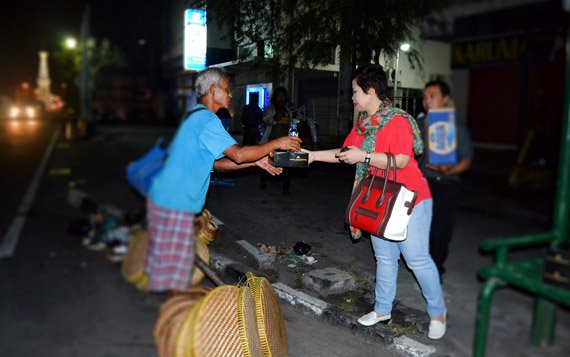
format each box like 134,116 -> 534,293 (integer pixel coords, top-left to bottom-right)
400,43 -> 410,52
65,37 -> 77,49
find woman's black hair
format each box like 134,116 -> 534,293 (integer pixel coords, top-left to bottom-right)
352,64 -> 388,101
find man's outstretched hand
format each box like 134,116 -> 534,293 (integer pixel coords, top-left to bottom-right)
274,136 -> 302,152
255,156 -> 283,176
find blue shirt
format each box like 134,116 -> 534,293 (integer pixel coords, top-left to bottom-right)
149,104 -> 237,212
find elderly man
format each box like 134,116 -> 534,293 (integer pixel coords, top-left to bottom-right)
146,67 -> 301,293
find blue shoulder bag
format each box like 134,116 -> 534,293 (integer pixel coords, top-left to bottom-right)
126,107 -> 206,197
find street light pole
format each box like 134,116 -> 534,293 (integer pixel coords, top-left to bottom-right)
79,5 -> 91,122
393,43 -> 410,105
393,50 -> 401,102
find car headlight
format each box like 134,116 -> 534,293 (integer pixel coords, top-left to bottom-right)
10,106 -> 20,118
26,106 -> 35,118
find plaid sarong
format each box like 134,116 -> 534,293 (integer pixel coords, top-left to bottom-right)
145,200 -> 195,292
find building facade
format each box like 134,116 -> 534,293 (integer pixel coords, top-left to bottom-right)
162,0 -> 567,166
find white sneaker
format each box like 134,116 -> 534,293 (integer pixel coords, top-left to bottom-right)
357,311 -> 391,326
428,315 -> 447,340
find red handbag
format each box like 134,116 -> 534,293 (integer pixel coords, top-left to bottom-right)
345,153 -> 418,241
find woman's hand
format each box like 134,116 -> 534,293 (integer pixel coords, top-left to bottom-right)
300,148 -> 315,164
336,146 -> 364,165
255,156 -> 283,176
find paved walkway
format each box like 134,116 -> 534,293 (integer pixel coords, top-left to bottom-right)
204,134 -> 570,356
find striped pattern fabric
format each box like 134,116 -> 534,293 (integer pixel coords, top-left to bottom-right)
146,200 -> 195,292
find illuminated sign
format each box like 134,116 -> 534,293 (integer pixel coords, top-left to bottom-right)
184,9 -> 207,71
451,37 -> 526,68
246,83 -> 272,109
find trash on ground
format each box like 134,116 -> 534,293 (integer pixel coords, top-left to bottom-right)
293,241 -> 311,255
106,254 -> 124,263
258,243 -> 277,261
299,255 -> 317,265
286,253 -> 301,264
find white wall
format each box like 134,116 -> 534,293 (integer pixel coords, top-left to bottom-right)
395,40 -> 452,90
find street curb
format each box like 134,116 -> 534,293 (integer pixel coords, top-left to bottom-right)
272,282 -> 330,315
235,239 -> 275,271
208,247 -> 436,356
394,336 -> 436,357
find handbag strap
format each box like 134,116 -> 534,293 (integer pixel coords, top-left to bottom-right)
161,107 -> 208,152
364,152 -> 396,203
368,152 -> 397,180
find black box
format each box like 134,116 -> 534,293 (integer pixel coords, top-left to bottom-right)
271,151 -> 309,168
542,245 -> 570,290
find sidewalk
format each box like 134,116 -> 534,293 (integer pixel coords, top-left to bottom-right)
202,133 -> 569,356
67,125 -> 568,356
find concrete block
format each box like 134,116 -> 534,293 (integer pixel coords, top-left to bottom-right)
302,267 -> 356,297
393,336 -> 436,357
273,283 -> 330,315
235,239 -> 274,271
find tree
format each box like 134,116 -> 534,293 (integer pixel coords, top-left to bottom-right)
53,38 -> 125,89
192,0 -> 452,136
53,38 -> 125,114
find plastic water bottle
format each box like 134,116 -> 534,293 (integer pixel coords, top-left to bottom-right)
288,123 -> 299,137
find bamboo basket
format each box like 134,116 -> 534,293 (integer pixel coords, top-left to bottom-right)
176,285 -> 263,357
120,228 -> 150,291
193,208 -> 218,245
154,287 -> 211,357
246,273 -> 288,357
189,209 -> 218,287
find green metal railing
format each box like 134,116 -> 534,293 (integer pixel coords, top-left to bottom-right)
473,14 -> 570,357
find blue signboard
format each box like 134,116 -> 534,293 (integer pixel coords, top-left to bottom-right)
184,9 -> 207,71
427,108 -> 457,165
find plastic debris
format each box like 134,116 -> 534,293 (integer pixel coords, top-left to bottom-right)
287,253 -> 301,264
300,255 -> 317,265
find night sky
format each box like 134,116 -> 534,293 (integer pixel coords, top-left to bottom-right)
0,0 -> 159,97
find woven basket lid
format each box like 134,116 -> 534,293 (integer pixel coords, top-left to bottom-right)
246,273 -> 288,357
176,285 -> 263,357
154,287 -> 211,357
189,239 -> 210,287
121,229 -> 149,284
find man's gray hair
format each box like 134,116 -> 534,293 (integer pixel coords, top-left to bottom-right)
194,67 -> 228,99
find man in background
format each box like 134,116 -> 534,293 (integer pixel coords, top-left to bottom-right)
240,92 -> 263,145
416,80 -> 473,282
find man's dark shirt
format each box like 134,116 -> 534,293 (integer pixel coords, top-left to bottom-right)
241,104 -> 263,128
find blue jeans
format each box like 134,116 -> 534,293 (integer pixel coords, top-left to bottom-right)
371,199 -> 446,318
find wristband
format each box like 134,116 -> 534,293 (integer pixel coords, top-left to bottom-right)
364,151 -> 371,165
